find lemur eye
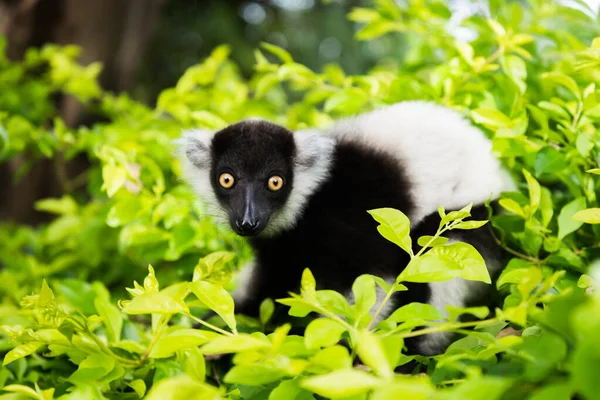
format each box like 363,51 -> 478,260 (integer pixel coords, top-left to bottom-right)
268,176 -> 284,192
218,173 -> 235,189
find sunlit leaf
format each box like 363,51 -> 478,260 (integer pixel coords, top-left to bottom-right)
189,280 -> 236,332
301,369 -> 382,398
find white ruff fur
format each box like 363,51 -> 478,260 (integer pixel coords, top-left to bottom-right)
265,130 -> 335,235
327,101 -> 516,226
175,129 -> 228,222
231,261 -> 256,305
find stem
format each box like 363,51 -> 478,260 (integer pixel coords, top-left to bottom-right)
187,313 -> 235,336
313,302 -> 355,333
387,318 -> 500,339
84,328 -> 140,366
489,225 -> 541,265
140,315 -> 171,361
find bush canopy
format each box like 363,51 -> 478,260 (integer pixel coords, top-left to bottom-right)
2,0 -> 600,399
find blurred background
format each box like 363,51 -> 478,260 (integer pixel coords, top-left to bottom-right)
1,0 -> 599,225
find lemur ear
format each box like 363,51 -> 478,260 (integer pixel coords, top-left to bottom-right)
177,129 -> 213,169
293,129 -> 335,170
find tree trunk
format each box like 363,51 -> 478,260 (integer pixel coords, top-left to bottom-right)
0,0 -> 165,225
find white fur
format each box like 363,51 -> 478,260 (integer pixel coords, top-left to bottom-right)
232,261 -> 256,305
263,130 -> 335,235
327,101 -> 516,226
175,129 -> 228,222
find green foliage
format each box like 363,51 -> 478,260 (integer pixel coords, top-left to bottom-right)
2,0 -> 600,398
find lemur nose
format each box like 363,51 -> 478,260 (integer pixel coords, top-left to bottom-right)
236,219 -> 260,234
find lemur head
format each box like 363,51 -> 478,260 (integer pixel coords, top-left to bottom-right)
178,120 -> 335,237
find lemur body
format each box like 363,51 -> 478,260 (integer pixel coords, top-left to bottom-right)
179,101 -> 514,355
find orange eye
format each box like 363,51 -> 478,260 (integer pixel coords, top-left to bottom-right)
218,173 -> 235,189
268,176 -> 284,192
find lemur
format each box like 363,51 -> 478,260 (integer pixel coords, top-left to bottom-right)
177,101 -> 515,355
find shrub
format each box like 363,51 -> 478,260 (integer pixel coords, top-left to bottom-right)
2,0 -> 600,399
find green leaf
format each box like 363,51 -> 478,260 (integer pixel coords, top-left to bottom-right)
452,220 -> 488,230
254,73 -> 280,99
324,88 -> 369,114
371,376 -> 434,400
434,376 -> 512,400
572,341 -> 600,400
39,279 -> 55,306
301,369 -> 381,398
270,379 -> 312,400
542,72 -> 581,99
68,353 -> 120,386
387,303 -> 445,323
518,329 -> 567,382
347,7 -> 381,23
471,108 -> 512,129
576,132 -> 594,157
301,268 -> 317,300
578,274 -> 593,289
316,290 -> 354,319
150,329 -> 220,358
539,187 -> 554,228
181,347 -> 206,382
310,345 -> 352,371
144,375 -> 221,400
190,111 -> 227,129
120,292 -> 188,315
128,379 -> 147,398
193,251 -> 235,282
445,306 -> 489,321
399,242 -> 490,284
305,318 -> 347,349
417,236 -> 449,247
102,164 -> 127,197
523,169 -> 541,216
261,42 -> 294,63
573,208 -> 600,224
200,334 -> 270,355
224,364 -> 287,386
352,274 -> 377,319
259,298 -> 275,325
535,147 -> 569,176
1,384 -> 42,399
93,284 -> 123,343
189,280 -> 236,332
35,196 -> 78,216
502,55 -> 527,93
368,208 -> 412,255
3,343 -> 42,365
356,330 -> 392,378
528,382 -> 572,400
499,198 -> 525,217
356,20 -> 401,40
558,197 -> 586,238
441,204 -> 472,226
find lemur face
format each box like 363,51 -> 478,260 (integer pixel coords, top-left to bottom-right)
210,122 -> 296,236
180,119 -> 335,237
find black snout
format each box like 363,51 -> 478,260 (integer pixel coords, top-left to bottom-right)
231,184 -> 268,236
235,218 -> 262,236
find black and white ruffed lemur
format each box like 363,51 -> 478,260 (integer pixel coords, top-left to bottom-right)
177,101 -> 515,355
